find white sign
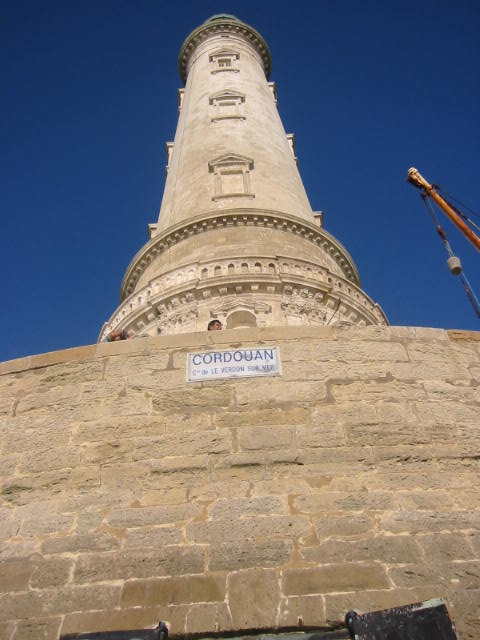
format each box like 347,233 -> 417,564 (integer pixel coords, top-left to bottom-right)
186,346 -> 282,382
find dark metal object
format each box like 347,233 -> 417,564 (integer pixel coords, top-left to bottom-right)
61,620 -> 169,640
345,598 -> 459,639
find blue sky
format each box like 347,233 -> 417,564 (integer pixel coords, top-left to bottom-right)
2,0 -> 479,362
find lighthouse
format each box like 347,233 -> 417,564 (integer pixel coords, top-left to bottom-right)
100,15 -> 387,340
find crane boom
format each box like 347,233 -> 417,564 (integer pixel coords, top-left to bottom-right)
407,167 -> 480,252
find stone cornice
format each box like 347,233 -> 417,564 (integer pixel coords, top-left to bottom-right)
119,209 -> 361,301
178,17 -> 272,83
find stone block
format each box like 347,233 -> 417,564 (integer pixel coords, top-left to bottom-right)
283,564 -> 389,595
416,400 -> 478,425
296,424 -> 345,448
251,478 -> 312,497
330,380 -> 425,403
312,403 -> 377,427
102,392 -> 151,417
42,533 -> 121,555
185,602 -> 234,634
210,496 -> 286,519
389,361 -> 470,382
294,491 -> 394,514
238,427 -> 292,451
395,490 -> 455,511
277,594 -> 325,627
408,341 -> 478,365
302,535 -> 422,565
324,587 -> 439,627
164,411 -> 213,432
152,387 -> 232,412
74,546 -> 206,583
235,379 -> 327,405
19,446 -> 82,474
0,560 -> 34,592
18,510 -> 74,538
186,515 -> 312,545
107,503 -> 203,528
96,339 -> 148,357
0,356 -> 31,375
60,606 -> 178,636
0,540 -> 39,562
73,416 -> 167,444
345,422 -> 427,447
82,441 -> 133,464
380,510 -> 480,534
29,346 -> 96,368
313,514 -> 376,539
228,569 -> 281,629
0,622 -> 15,640
16,384 -> 81,414
11,617 -> 62,640
314,341 -> 408,363
124,525 -> 183,548
121,573 -> 226,606
38,360 -> 102,386
213,406 -> 309,428
388,564 -> 441,588
0,584 -> 121,619
31,557 -> 74,588
211,453 -> 266,482
133,430 -> 231,459
210,539 -> 293,572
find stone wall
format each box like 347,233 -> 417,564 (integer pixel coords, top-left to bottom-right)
0,325 -> 479,639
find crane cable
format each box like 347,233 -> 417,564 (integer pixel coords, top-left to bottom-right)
434,184 -> 480,233
421,193 -> 480,319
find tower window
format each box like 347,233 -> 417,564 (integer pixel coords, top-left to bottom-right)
209,90 -> 246,122
208,154 -> 255,200
209,48 -> 240,74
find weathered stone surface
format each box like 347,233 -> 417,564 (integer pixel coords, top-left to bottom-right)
74,546 -> 206,583
210,496 -> 285,519
30,557 -> 73,588
302,535 -> 422,565
133,430 -> 231,459
237,426 -> 293,451
11,616 -> 62,640
324,587 -> 439,627
313,514 -> 376,539
213,406 -> 309,428
283,564 -> 389,595
0,584 -> 121,618
186,515 -> 312,544
124,525 -> 183,548
0,560 -> 34,592
417,532 -> 476,562
380,510 -> 480,534
294,491 -> 394,514
210,539 -> 293,571
1,326 -> 479,638
228,569 -> 281,629
277,594 -> 325,627
107,504 -> 203,528
41,533 -> 120,555
121,573 -> 226,606
60,605 -> 183,636
185,602 -> 234,634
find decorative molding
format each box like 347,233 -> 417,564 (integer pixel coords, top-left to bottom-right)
178,17 -> 272,83
101,254 -> 387,341
120,210 -> 362,301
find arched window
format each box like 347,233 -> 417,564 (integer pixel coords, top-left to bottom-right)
226,310 -> 257,329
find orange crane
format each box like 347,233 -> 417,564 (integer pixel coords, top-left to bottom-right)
407,167 -> 480,318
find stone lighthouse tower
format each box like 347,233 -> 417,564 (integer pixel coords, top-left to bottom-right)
100,15 -> 387,340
